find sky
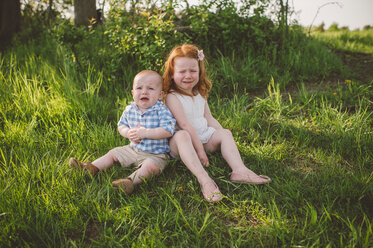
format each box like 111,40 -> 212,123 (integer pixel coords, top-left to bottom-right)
291,0 -> 373,30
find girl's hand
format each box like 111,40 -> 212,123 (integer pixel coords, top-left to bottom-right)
197,150 -> 209,167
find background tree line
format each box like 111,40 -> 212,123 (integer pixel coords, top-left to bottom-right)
1,0 -> 291,52
1,0 -> 328,92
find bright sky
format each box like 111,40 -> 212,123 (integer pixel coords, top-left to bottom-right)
291,0 -> 373,30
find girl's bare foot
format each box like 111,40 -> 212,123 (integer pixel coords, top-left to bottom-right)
201,180 -> 223,203
230,169 -> 271,185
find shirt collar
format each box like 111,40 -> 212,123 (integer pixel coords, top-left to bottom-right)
130,100 -> 162,114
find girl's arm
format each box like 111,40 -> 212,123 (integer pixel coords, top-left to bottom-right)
204,102 -> 223,130
166,94 -> 210,166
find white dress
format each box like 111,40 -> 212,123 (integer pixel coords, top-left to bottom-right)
172,92 -> 215,143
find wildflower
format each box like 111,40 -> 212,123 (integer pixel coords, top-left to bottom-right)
197,50 -> 204,61
178,186 -> 183,191
333,92 -> 337,96
316,129 -> 321,132
345,79 -> 351,83
249,108 -> 254,112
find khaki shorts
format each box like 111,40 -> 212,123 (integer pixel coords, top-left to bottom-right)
110,145 -> 168,171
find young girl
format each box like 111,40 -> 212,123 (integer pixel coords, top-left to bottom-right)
163,44 -> 271,203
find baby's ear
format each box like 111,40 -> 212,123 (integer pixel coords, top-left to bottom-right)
131,90 -> 134,96
159,91 -> 164,99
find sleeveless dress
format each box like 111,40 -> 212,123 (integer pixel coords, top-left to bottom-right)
172,92 -> 215,143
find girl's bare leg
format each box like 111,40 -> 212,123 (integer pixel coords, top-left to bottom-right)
204,129 -> 271,184
170,131 -> 222,202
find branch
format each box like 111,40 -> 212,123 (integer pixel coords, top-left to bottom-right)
308,1 -> 342,36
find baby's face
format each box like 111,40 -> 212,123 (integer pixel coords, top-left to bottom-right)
132,73 -> 164,112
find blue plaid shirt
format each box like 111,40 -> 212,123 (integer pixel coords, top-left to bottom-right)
118,100 -> 175,154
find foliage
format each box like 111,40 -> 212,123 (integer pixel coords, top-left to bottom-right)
208,28 -> 344,96
16,1 -> 59,43
176,0 -> 276,55
328,22 -> 340,32
315,22 -> 325,32
104,1 -> 185,71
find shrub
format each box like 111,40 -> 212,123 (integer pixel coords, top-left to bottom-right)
104,1 -> 185,72
328,23 -> 339,31
174,0 -> 276,56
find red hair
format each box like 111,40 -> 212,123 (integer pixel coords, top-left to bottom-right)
163,44 -> 212,98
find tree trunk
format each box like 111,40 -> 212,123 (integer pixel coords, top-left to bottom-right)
0,0 -> 21,49
74,0 -> 97,26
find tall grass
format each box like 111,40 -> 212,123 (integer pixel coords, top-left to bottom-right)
312,29 -> 373,54
1,31 -> 372,247
209,31 -> 345,97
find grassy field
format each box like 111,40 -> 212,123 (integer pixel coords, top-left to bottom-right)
1,29 -> 372,247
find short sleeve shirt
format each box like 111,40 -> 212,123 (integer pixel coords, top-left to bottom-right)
118,101 -> 175,154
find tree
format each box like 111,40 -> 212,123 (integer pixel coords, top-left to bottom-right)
315,22 -> 325,32
74,0 -> 97,26
0,0 -> 21,49
329,22 -> 339,31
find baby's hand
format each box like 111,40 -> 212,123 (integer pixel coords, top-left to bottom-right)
197,150 -> 209,167
135,126 -> 147,139
128,128 -> 141,144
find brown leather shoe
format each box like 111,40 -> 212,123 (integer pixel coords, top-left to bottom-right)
69,157 -> 99,176
112,177 -> 134,195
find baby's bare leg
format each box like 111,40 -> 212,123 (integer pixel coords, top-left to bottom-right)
205,129 -> 271,184
112,159 -> 160,194
92,151 -> 119,171
128,159 -> 160,186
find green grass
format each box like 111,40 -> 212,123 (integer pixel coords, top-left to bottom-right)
312,29 -> 373,54
1,30 -> 372,247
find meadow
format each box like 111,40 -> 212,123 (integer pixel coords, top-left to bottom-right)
1,20 -> 373,248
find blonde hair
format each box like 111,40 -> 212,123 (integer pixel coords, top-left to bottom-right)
133,70 -> 163,88
163,44 -> 212,98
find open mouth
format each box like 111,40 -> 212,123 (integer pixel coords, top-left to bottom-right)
140,97 -> 149,101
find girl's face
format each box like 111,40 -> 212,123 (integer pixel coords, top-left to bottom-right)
172,57 -> 199,94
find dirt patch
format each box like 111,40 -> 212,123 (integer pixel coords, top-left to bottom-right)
67,221 -> 101,244
335,50 -> 373,82
281,49 -> 373,98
